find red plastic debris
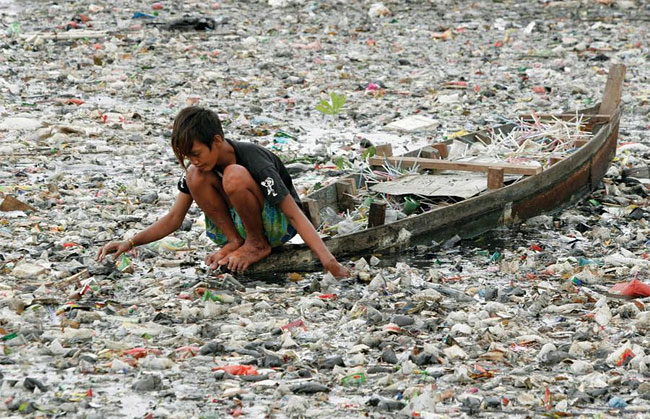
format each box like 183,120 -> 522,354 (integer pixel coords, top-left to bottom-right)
212,365 -> 259,376
318,294 -> 338,300
529,244 -> 543,252
63,242 -> 79,248
123,347 -> 162,359
86,389 -> 93,398
152,2 -> 163,10
281,319 -> 306,331
65,98 -> 85,105
609,279 -> 650,298
617,348 -> 635,366
544,386 -> 551,410
175,346 -> 200,357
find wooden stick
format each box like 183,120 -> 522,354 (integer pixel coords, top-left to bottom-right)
20,30 -> 110,41
487,168 -> 505,190
47,269 -> 90,289
369,156 -> 542,175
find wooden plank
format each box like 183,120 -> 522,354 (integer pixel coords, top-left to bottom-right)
302,198 -> 321,228
518,113 -> 611,124
432,143 -> 449,159
368,201 -> 387,228
336,179 -> 356,212
20,30 -> 110,41
599,64 -> 626,116
549,156 -> 563,166
375,144 -> 393,157
487,168 -> 504,190
369,156 -> 542,176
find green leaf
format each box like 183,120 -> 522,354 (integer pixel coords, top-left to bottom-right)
333,156 -> 346,170
315,92 -> 346,116
315,100 -> 334,115
330,92 -> 346,112
361,146 -> 376,159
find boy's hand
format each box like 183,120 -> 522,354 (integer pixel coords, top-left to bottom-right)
96,241 -> 132,262
323,260 -> 350,279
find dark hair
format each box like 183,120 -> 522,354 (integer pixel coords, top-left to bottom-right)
170,106 -> 224,168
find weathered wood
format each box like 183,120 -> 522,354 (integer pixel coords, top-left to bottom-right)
47,269 -> 90,289
0,195 -> 38,212
549,156 -> 563,166
302,198 -> 322,228
368,201 -> 387,228
432,143 -> 449,159
573,139 -> 589,148
336,179 -> 356,212
375,144 -> 393,157
21,30 -> 110,41
487,168 -> 504,190
245,66 -> 623,274
420,146 -> 441,160
599,64 -> 626,116
519,113 -> 611,124
623,166 -> 650,179
369,156 -> 542,176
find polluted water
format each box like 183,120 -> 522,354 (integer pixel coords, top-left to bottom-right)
1,0 -> 650,417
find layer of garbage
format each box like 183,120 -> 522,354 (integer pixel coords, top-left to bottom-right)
1,0 -> 650,417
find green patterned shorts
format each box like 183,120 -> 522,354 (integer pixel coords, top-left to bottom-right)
205,201 -> 296,247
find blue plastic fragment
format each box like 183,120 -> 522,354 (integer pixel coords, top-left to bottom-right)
608,396 -> 627,409
132,12 -> 155,19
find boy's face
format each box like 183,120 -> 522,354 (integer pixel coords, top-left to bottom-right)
187,136 -> 221,171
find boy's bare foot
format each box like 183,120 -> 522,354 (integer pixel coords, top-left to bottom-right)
218,240 -> 271,272
206,240 -> 243,269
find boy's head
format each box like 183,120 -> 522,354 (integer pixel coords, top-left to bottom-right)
171,106 -> 224,169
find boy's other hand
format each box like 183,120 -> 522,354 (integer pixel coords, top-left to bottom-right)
96,241 -> 132,263
324,260 -> 350,279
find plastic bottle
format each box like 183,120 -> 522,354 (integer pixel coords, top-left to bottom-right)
341,372 -> 366,386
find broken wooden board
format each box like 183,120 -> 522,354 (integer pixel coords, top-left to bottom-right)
369,156 -> 543,175
0,195 -> 38,212
368,172 -> 517,199
370,173 -> 486,198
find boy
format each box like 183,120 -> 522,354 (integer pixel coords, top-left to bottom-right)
96,106 -> 349,278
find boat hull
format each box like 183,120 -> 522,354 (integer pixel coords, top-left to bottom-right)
247,104 -> 622,274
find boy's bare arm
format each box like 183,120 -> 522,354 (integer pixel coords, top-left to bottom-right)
96,193 -> 194,262
279,195 -> 349,278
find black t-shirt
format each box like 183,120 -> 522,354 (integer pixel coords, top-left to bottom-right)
177,139 -> 302,209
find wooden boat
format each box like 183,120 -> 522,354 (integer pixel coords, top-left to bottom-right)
247,64 -> 626,274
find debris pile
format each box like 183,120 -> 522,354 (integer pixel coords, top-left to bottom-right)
1,0 -> 649,417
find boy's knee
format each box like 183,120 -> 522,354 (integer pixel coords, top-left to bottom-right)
222,165 -> 252,194
185,165 -> 208,190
